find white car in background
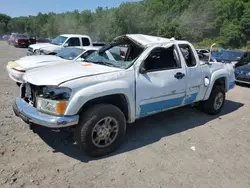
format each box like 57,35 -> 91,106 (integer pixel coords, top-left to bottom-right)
196,49 -> 210,56
27,34 -> 94,56
6,46 -> 100,84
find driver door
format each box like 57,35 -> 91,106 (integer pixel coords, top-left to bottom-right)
135,45 -> 187,118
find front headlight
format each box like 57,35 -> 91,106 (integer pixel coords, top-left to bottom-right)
36,87 -> 72,115
36,97 -> 68,116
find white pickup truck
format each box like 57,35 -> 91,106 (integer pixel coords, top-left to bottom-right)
13,34 -> 235,157
27,34 -> 94,56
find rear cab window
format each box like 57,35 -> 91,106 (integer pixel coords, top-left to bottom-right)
82,38 -> 91,46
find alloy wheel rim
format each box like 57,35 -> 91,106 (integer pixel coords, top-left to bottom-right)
91,117 -> 119,148
214,92 -> 224,110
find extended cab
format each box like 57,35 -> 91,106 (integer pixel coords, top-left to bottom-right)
13,34 -> 235,157
27,34 -> 93,56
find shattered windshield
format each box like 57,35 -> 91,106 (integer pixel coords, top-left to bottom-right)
57,48 -> 85,60
51,36 -> 68,45
85,44 -> 143,69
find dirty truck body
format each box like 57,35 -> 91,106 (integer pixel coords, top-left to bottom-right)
13,34 -> 235,156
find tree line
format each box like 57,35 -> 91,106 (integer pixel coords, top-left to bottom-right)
0,0 -> 249,49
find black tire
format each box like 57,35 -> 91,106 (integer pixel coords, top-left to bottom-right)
74,104 -> 126,157
199,86 -> 225,115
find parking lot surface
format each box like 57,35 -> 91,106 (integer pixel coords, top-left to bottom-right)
0,41 -> 250,188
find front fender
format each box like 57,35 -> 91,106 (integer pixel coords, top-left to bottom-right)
64,80 -> 135,122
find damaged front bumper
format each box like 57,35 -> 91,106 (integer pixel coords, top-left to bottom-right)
13,97 -> 79,128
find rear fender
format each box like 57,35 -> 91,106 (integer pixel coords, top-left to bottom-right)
203,70 -> 229,101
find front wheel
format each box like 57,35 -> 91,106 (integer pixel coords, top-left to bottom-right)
198,86 -> 225,115
74,104 -> 126,157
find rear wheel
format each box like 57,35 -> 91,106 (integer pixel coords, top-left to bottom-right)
198,86 -> 225,115
74,104 -> 126,157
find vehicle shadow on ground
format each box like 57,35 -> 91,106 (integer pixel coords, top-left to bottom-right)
36,100 -> 243,162
236,83 -> 250,88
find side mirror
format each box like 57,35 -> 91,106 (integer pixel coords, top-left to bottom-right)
139,61 -> 147,74
64,43 -> 69,47
139,67 -> 147,74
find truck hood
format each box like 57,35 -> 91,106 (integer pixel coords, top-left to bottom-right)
16,55 -> 65,69
29,43 -> 58,50
23,62 -> 122,86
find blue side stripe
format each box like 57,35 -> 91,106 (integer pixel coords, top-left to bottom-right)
139,93 -> 199,117
184,93 -> 198,105
229,80 -> 235,90
140,97 -> 184,117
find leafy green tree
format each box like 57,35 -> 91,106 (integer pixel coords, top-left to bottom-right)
157,22 -> 183,39
219,21 -> 244,48
0,13 -> 11,34
0,0 -> 249,48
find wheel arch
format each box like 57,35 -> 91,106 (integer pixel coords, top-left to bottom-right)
77,94 -> 130,122
204,74 -> 228,100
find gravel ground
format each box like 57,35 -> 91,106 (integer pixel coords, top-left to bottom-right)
0,41 -> 250,188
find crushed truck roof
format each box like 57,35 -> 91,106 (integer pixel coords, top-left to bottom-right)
114,34 -> 188,47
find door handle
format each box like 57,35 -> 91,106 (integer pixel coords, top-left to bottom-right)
174,72 -> 185,79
